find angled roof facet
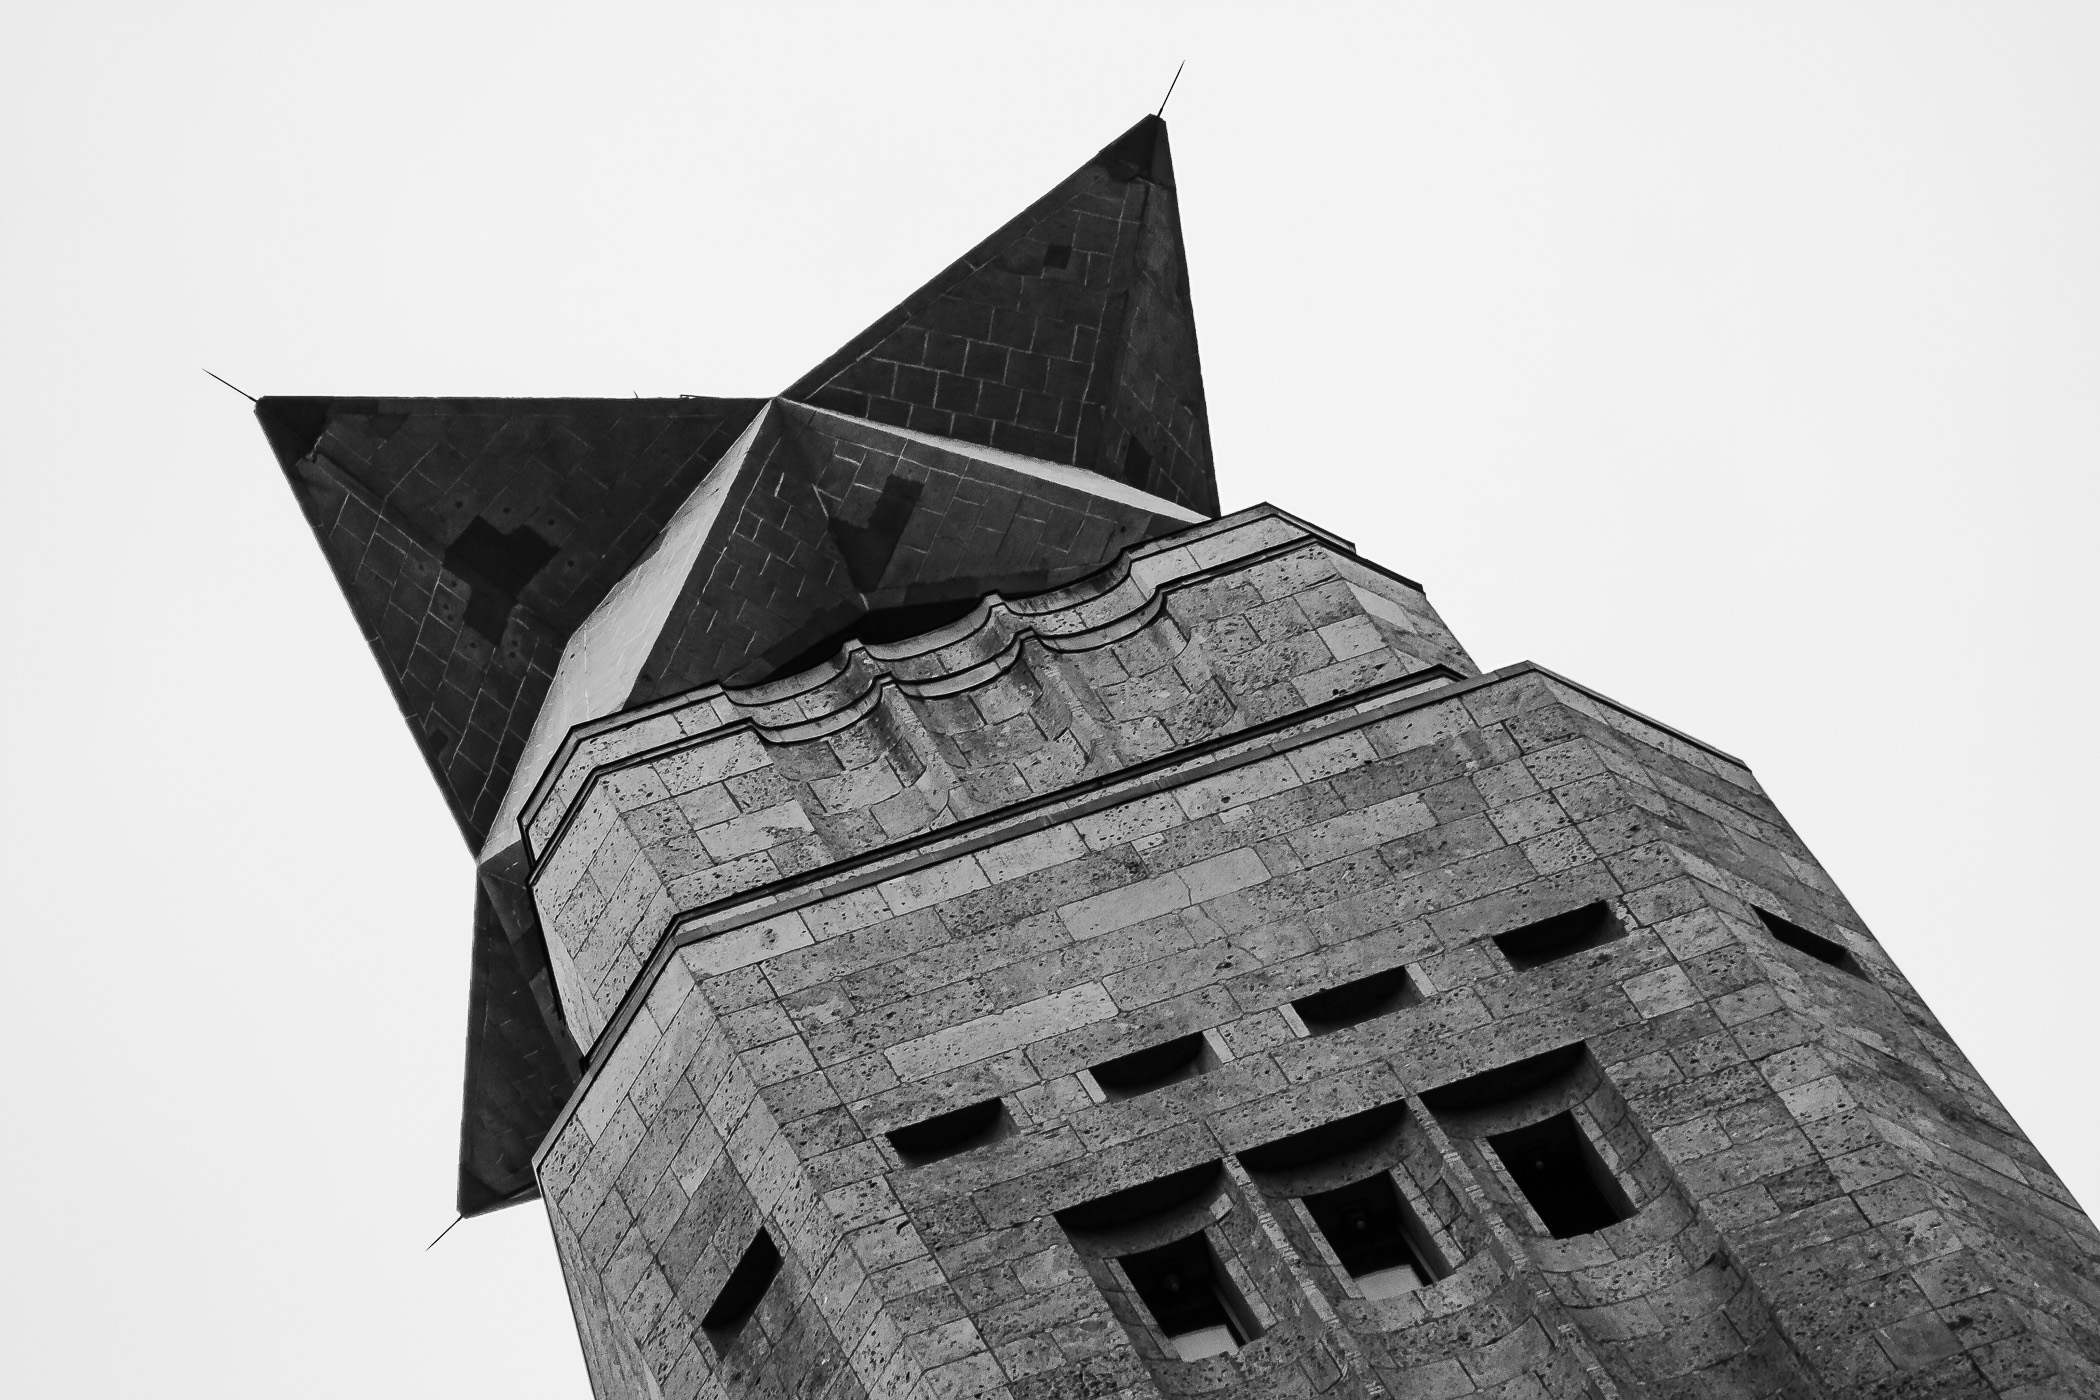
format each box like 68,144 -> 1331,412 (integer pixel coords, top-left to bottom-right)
785,114 -> 1215,516
260,395 -> 767,848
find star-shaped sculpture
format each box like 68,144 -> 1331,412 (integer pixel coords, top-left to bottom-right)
259,115 -> 1216,1215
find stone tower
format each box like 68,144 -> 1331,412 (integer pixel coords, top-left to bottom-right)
264,116 -> 2099,1399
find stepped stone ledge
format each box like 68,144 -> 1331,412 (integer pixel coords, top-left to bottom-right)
524,505 -> 1478,1045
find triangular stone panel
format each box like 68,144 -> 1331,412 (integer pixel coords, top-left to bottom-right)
261,395 -> 765,846
785,402 -> 1198,608
458,879 -> 579,1216
630,406 -> 866,702
783,115 -> 1217,515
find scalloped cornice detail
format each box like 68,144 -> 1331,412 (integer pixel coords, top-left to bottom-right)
520,504 -> 1477,1040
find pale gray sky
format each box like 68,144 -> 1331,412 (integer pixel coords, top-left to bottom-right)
4,4 -> 2095,1396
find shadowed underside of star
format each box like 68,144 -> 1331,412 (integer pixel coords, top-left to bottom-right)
256,114 -> 1217,1216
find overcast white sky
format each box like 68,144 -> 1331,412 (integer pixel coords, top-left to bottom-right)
4,4 -> 2095,1396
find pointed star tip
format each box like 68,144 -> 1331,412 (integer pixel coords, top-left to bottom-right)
254,395 -> 341,471
1095,112 -> 1174,189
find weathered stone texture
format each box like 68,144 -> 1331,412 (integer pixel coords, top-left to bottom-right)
524,509 -> 1473,1047
528,506 -> 2100,1400
265,104 -> 2097,1400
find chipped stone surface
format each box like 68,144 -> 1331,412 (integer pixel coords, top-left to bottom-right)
271,107 -> 2097,1400
528,507 -> 2100,1400
524,508 -> 1471,1047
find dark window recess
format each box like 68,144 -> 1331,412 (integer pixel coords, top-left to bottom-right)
1488,1112 -> 1634,1238
1089,1033 -> 1209,1100
701,1229 -> 781,1346
1122,434 -> 1153,488
1755,907 -> 1862,976
1302,1174 -> 1443,1297
1120,1232 -> 1255,1362
443,517 -> 559,642
1292,966 -> 1415,1034
1041,243 -> 1072,271
886,1098 -> 1008,1165
1493,901 -> 1625,971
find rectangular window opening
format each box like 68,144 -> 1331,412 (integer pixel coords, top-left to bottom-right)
1488,1112 -> 1634,1239
1292,965 -> 1415,1035
1119,1232 -> 1258,1362
1087,1032 -> 1212,1101
1041,242 -> 1072,271
886,1098 -> 1009,1166
701,1229 -> 781,1348
1754,907 -> 1862,977
1301,1173 -> 1444,1299
1493,901 -> 1625,971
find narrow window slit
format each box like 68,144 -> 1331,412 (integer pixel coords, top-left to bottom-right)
1087,1033 -> 1211,1100
701,1229 -> 780,1348
886,1098 -> 1009,1165
1041,243 -> 1072,271
1754,907 -> 1862,976
1302,1173 -> 1444,1298
1292,965 -> 1415,1035
1488,1112 -> 1633,1238
1493,901 -> 1625,970
1119,1233 -> 1259,1361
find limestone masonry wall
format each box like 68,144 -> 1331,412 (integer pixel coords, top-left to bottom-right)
528,507 -> 2100,1400
523,510 -> 1472,1047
